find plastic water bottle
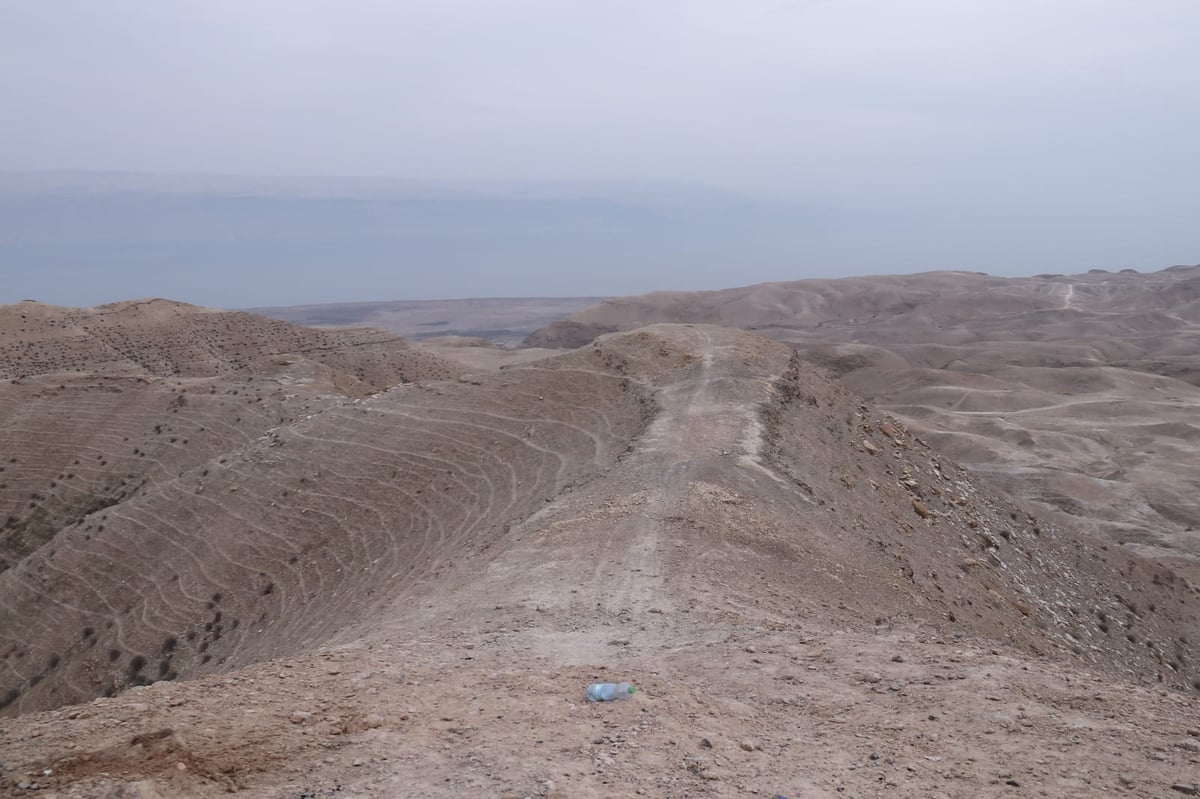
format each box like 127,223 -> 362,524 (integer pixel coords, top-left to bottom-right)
587,682 -> 636,702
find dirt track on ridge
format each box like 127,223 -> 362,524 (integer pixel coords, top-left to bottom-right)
525,267 -> 1200,582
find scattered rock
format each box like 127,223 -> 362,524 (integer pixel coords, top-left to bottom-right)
739,739 -> 760,752
699,738 -> 713,749
289,710 -> 312,724
1171,785 -> 1200,796
912,500 -> 931,519
861,440 -> 879,455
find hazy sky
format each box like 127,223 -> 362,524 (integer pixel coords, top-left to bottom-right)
2,0 -> 1198,305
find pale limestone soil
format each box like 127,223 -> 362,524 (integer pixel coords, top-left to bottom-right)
1,629 -> 1197,798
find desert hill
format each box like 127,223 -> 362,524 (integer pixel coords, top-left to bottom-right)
0,316 -> 653,716
526,266 -> 1200,581
0,299 -> 462,572
1,320 -> 1197,796
0,298 -> 458,388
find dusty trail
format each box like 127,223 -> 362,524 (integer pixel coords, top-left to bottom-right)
361,327 -> 787,656
581,327 -> 750,624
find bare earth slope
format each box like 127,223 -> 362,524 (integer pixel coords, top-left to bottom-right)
527,266 -> 1200,580
0,301 -> 461,573
0,299 -> 458,388
1,324 -> 1197,797
0,315 -> 649,717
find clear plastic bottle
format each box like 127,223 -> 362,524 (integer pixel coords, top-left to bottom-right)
587,682 -> 636,702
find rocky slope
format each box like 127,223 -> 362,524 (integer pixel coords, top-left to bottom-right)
525,266 -> 1200,581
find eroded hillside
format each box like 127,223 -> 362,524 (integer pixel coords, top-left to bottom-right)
526,266 -> 1200,581
0,328 -> 654,716
0,301 -> 460,573
0,299 -> 457,388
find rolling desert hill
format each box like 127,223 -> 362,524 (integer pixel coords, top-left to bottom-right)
0,298 -> 459,387
527,266 -> 1200,582
0,313 -> 1197,797
0,300 -> 461,573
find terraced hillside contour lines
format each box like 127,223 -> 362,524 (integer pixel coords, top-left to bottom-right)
0,300 -> 461,573
0,299 -> 465,709
0,308 -> 653,716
